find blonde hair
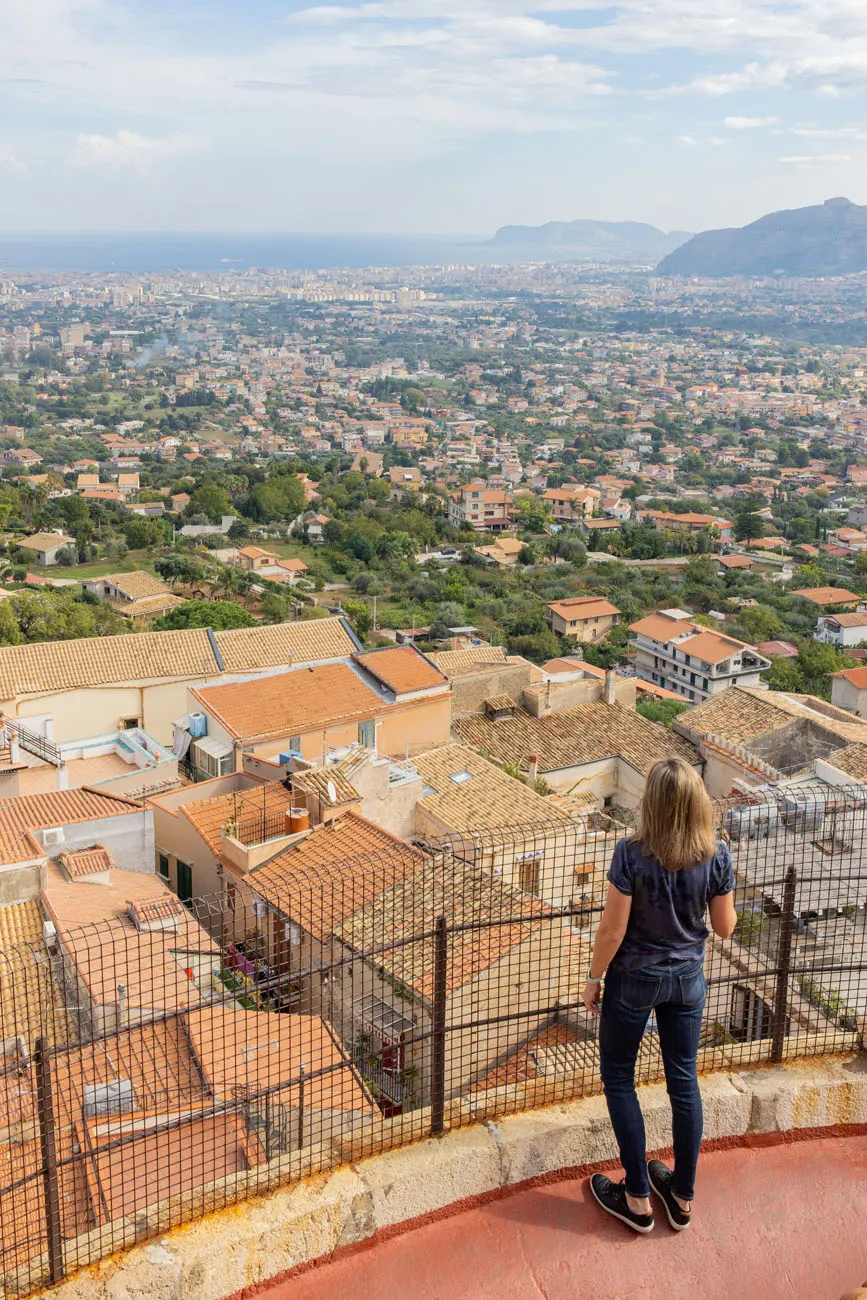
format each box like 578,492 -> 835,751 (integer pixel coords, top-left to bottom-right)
630,758 -> 715,872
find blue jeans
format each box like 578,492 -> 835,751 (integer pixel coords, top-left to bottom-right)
599,957 -> 706,1201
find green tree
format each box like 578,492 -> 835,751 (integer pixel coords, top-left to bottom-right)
636,698 -> 690,727
343,597 -> 373,640
154,600 -> 256,630
188,481 -> 231,523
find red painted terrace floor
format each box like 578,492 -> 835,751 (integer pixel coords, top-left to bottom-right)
245,1132 -> 867,1300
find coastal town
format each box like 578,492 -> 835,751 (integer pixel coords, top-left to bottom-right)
0,259 -> 865,1293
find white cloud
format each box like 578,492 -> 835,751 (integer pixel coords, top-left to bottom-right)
72,130 -> 200,168
0,151 -> 26,171
792,124 -> 867,138
779,152 -> 854,163
676,134 -> 698,144
724,115 -> 778,128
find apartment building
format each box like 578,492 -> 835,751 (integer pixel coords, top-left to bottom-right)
542,485 -> 599,524
546,596 -> 620,642
448,483 -> 513,532
629,611 -> 771,704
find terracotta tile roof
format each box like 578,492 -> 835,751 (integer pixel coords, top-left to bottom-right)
791,587 -> 859,606
433,646 -> 508,677
59,845 -> 115,879
291,765 -> 360,806
825,742 -> 867,780
678,629 -> 761,666
193,662 -> 389,743
15,532 -> 75,551
0,616 -> 356,699
0,629 -> 217,697
110,592 -> 184,617
414,744 -> 575,832
213,617 -> 356,672
542,658 -> 606,679
278,557 -> 308,572
354,646 -> 447,694
677,685 -> 867,748
42,860 -> 218,1013
180,781 -> 294,856
103,571 -> 174,601
186,1005 -> 374,1116
245,813 -> 425,942
824,612 -> 867,628
675,687 -> 795,744
89,1111 -> 256,1224
334,860 -> 584,1000
454,701 -> 697,777
0,787 -> 142,865
719,555 -> 755,568
630,612 -> 695,641
0,898 -> 43,950
467,1022 -> 579,1093
546,597 -> 620,621
833,666 -> 867,689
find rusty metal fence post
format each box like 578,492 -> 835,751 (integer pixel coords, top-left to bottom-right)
771,865 -> 797,1063
429,915 -> 448,1137
34,1037 -> 64,1287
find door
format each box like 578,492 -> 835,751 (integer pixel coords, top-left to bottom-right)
177,860 -> 193,906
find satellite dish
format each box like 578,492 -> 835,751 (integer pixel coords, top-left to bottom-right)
327,779 -> 338,805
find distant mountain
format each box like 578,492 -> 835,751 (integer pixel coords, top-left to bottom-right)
490,219 -> 691,263
657,198 -> 867,277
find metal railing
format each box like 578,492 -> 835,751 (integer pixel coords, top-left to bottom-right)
0,783 -> 863,1296
6,720 -> 63,768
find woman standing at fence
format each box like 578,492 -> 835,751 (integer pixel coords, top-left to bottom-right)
583,757 -> 737,1234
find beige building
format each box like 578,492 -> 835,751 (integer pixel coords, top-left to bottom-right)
187,647 -> 451,774
0,617 -> 358,748
546,596 -> 620,642
14,531 -> 76,566
83,571 -> 183,621
454,694 -> 698,809
412,744 -> 586,908
542,485 -> 599,524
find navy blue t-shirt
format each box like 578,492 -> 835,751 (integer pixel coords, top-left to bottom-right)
607,836 -> 735,971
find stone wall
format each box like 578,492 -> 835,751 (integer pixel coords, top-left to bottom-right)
26,1054 -> 867,1300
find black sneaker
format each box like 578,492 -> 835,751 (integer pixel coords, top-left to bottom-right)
647,1160 -> 692,1231
589,1174 -> 654,1234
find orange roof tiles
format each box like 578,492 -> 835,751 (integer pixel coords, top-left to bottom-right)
832,666 -> 867,689
546,596 -> 620,621
630,612 -> 695,641
792,587 -> 860,607
354,647 -> 447,695
191,663 -> 387,742
245,812 -> 425,942
0,787 -> 142,865
678,630 -> 756,666
59,845 -> 115,879
180,781 -> 294,855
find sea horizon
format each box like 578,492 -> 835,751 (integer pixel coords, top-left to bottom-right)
0,231 -> 499,274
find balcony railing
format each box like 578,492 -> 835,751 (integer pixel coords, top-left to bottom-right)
1,788 -> 863,1298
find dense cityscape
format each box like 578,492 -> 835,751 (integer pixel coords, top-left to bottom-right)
0,255 -> 866,1295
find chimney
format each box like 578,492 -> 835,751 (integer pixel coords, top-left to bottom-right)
604,670 -> 618,706
527,754 -> 539,782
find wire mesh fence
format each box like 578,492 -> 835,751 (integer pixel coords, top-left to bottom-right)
0,782 -> 864,1295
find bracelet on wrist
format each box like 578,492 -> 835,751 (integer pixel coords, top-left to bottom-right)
586,971 -> 603,983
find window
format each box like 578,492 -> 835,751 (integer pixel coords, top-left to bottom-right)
119,717 -> 139,731
176,860 -> 193,906
518,858 -> 540,896
448,769 -> 473,784
358,719 -> 376,747
158,853 -> 170,879
287,735 -> 302,754
730,986 -> 775,1041
422,783 -> 438,797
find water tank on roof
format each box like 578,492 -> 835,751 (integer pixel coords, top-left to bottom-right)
188,712 -> 207,739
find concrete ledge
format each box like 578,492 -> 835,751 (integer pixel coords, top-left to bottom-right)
27,1055 -> 867,1300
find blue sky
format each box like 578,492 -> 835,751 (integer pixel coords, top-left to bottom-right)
2,0 -> 867,234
